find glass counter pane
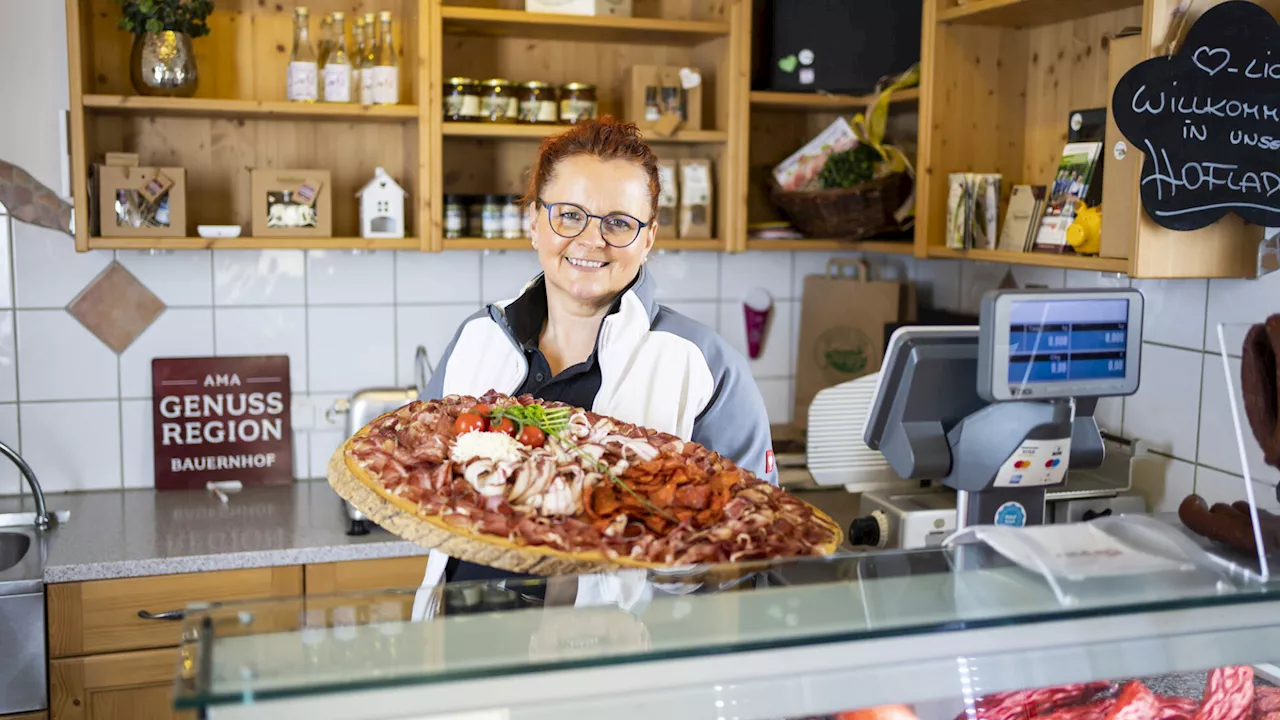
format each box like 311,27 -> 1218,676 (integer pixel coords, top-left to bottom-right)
176,547 -> 1280,711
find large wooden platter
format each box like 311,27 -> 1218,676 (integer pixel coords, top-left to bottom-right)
328,428 -> 845,576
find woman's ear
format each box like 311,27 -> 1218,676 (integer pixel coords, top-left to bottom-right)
642,221 -> 657,256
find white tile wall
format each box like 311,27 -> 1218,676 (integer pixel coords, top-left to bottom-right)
0,208 -> 1275,500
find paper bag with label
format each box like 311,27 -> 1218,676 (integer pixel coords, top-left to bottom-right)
793,259 -> 917,428
656,159 -> 678,240
678,158 -> 712,238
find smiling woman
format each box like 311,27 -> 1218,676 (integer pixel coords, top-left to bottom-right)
410,117 -> 776,590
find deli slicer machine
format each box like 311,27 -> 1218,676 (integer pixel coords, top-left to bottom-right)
808,288 -> 1148,550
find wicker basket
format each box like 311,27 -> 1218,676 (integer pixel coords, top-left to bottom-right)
771,172 -> 912,240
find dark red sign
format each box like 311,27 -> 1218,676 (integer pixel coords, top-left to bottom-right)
152,356 -> 293,490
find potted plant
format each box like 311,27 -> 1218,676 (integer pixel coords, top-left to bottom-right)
117,0 -> 214,97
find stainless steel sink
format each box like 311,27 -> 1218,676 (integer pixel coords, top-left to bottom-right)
0,531 -> 31,573
0,527 -> 47,714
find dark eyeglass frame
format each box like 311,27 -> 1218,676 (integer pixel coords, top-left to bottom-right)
536,197 -> 652,248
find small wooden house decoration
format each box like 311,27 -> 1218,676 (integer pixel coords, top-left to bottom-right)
357,167 -> 407,239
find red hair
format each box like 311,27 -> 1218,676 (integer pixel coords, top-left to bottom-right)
522,116 -> 661,220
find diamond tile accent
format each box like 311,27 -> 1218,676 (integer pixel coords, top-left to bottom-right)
66,261 -> 166,353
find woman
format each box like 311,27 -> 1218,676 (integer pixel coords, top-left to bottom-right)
418,117 -> 776,591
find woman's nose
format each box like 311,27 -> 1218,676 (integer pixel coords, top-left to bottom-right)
578,219 -> 609,248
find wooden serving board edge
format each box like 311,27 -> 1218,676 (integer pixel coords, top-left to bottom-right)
328,434 -> 844,577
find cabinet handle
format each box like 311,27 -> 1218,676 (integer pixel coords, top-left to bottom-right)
137,609 -> 185,621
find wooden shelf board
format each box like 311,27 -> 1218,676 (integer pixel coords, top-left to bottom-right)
937,0 -> 1143,27
926,246 -> 1130,273
443,122 -> 727,143
90,236 -> 422,250
440,7 -> 730,44
443,237 -> 724,251
82,95 -> 419,122
749,88 -> 920,111
745,238 -> 916,254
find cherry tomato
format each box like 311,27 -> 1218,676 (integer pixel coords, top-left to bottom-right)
470,404 -> 492,418
491,417 -> 517,437
454,413 -> 486,435
517,425 -> 545,448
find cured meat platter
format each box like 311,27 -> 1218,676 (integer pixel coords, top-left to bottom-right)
328,392 -> 843,575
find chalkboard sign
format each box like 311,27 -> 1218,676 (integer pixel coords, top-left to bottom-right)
1112,1 -> 1280,232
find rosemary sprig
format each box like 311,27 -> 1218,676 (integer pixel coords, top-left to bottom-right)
483,402 -> 679,524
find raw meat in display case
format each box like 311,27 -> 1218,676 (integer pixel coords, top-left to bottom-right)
782,666 -> 1279,720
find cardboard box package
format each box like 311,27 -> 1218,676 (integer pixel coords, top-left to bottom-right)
94,162 -> 187,238
251,169 -> 333,238
525,0 -> 631,16
624,65 -> 703,133
678,159 -> 713,239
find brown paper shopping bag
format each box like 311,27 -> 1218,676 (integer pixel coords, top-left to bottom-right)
793,259 -> 916,429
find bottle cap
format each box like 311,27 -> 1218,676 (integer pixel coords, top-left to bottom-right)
379,10 -> 392,20
296,6 -> 308,14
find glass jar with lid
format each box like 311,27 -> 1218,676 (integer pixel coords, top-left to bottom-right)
444,77 -> 481,121
516,81 -> 558,124
443,194 -> 467,239
559,82 -> 597,124
479,79 -> 517,123
467,195 -> 485,237
481,194 -> 505,239
501,195 -> 524,239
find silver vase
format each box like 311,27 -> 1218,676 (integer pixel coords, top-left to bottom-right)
130,31 -> 198,97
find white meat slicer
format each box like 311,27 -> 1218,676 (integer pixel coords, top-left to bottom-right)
807,371 -> 1146,551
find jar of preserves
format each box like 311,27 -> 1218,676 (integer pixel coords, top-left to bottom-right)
445,77 -> 480,121
559,82 -> 597,124
444,194 -> 466,239
501,195 -> 523,239
479,78 -> 517,123
467,195 -> 485,237
481,194 -> 505,239
516,81 -> 558,124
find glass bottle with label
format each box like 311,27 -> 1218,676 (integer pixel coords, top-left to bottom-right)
372,11 -> 398,105
444,195 -> 466,239
361,12 -> 377,106
351,17 -> 366,105
322,12 -> 352,103
286,7 -> 318,103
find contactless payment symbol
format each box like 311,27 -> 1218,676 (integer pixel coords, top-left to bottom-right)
995,502 -> 1027,527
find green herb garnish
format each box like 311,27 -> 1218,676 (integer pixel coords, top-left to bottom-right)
484,402 -> 679,524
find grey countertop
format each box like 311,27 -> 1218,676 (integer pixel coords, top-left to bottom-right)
0,481 -> 427,583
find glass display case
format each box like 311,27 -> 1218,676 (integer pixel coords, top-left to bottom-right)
175,545 -> 1280,720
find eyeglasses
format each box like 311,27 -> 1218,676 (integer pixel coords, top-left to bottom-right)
537,197 -> 651,248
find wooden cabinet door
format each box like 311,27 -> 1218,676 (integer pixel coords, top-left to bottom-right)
47,566 -> 303,658
303,556 -> 429,620
304,556 -> 429,595
49,648 -> 194,720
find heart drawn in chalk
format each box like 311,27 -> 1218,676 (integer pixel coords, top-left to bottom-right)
1192,46 -> 1231,76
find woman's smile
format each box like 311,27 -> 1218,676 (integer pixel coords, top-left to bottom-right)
564,256 -> 610,271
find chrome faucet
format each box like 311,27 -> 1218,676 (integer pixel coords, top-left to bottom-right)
0,440 -> 49,530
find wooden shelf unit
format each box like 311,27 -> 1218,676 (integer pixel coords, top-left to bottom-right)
914,0 -> 1269,278
442,122 -> 728,143
749,87 -> 920,111
744,238 -> 916,254
439,5 -> 731,44
936,0 -> 1144,27
429,0 -> 747,252
91,236 -> 422,250
82,95 -> 420,121
443,237 -> 725,251
926,247 -> 1131,273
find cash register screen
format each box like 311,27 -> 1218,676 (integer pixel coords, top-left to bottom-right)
1008,298 -> 1129,384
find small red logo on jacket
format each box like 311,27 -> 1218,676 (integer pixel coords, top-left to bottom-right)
765,450 -> 775,474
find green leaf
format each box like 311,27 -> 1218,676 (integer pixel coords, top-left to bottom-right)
138,0 -> 155,14
117,16 -> 133,31
145,17 -> 163,32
